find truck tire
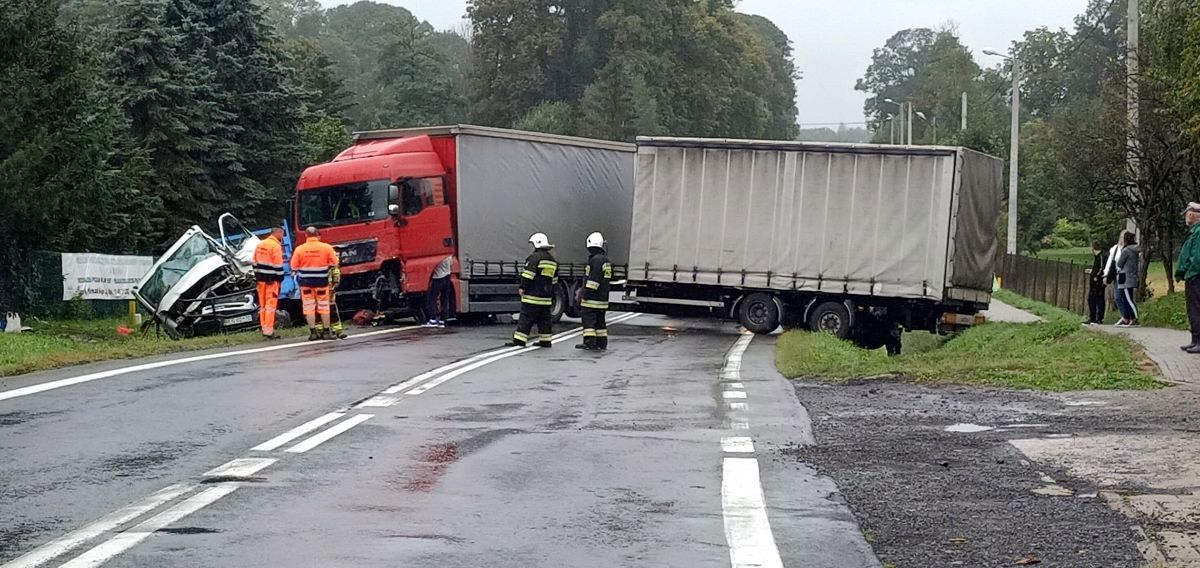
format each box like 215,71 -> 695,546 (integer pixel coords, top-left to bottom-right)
551,283 -> 568,323
737,293 -> 780,334
808,301 -> 852,339
564,281 -> 581,319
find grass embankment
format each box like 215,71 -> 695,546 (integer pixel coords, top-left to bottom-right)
0,318 -> 306,378
776,290 -> 1161,391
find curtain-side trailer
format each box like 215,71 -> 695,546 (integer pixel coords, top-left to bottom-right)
617,137 -> 1004,352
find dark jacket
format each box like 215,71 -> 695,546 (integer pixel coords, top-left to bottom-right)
581,248 -> 612,310
1089,249 -> 1109,289
519,249 -> 558,306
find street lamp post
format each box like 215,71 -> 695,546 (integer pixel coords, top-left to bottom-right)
883,98 -> 904,144
914,111 -> 937,144
985,49 -> 1021,255
886,113 -> 896,144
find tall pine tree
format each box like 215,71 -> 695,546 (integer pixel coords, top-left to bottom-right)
1,0 -> 157,313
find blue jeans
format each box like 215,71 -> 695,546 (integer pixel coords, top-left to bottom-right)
1115,287 -> 1139,322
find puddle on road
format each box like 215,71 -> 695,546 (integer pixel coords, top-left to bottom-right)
944,423 -> 995,433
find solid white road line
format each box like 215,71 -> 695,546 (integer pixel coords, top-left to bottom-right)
721,436 -> 755,454
60,483 -> 241,568
402,313 -> 640,397
250,412 -> 345,451
202,458 -> 277,478
0,326 -> 419,404
374,313 -> 636,399
721,457 -> 784,568
0,484 -> 193,568
722,391 -> 748,399
285,414 -> 374,453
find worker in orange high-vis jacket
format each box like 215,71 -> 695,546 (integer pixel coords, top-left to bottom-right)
290,227 -> 341,341
253,227 -> 286,338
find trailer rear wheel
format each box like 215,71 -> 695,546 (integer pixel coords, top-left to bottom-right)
809,301 -> 852,339
737,293 -> 780,334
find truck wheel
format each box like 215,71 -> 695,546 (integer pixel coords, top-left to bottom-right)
551,284 -> 568,323
737,293 -> 780,334
564,281 -> 581,319
808,301 -> 852,339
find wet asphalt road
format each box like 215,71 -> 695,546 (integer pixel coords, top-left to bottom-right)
0,316 -> 876,567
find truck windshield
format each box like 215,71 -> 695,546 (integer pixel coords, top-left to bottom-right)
299,180 -> 390,228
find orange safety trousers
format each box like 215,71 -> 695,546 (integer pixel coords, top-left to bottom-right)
300,286 -> 331,317
257,281 -> 280,335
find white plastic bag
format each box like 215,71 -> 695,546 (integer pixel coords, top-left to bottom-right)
5,312 -> 21,333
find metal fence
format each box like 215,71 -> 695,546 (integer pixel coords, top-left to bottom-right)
994,253 -> 1092,315
0,252 -> 131,319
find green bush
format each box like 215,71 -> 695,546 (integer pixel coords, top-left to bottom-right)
1141,293 -> 1188,330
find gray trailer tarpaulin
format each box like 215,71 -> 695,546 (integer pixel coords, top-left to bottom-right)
454,130 -> 635,267
628,138 -> 1003,301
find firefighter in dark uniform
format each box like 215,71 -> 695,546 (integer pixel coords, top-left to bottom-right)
511,232 -> 558,348
576,232 -> 612,351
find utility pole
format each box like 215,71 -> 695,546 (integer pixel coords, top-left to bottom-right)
889,116 -> 896,144
932,116 -> 938,144
1127,0 -> 1140,234
1007,59 -> 1021,255
907,102 -> 913,145
961,91 -> 968,131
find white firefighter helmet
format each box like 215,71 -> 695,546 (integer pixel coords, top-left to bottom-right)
586,232 -> 605,249
529,232 -> 554,249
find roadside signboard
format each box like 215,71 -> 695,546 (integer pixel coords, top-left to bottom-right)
61,253 -> 153,301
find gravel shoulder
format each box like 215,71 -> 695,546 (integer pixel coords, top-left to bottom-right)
786,379 -> 1153,568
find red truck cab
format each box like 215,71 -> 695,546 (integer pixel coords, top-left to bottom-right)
294,133 -> 458,316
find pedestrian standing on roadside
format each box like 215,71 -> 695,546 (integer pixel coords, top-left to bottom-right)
1084,240 -> 1109,325
424,255 -> 455,328
1175,203 -> 1200,353
1115,231 -> 1142,328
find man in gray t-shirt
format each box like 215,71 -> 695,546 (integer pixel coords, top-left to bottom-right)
425,255 -> 455,327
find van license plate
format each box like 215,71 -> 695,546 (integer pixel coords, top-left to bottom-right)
225,314 -> 253,326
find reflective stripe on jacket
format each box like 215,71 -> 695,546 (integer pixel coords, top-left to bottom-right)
253,236 -> 285,282
520,249 -> 557,306
290,237 -> 339,287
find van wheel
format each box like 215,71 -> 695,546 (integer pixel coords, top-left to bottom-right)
809,301 -> 852,339
737,293 -> 780,334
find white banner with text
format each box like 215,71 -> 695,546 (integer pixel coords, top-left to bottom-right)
61,253 -> 153,300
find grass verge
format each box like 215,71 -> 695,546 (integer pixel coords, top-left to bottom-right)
777,293 -> 1162,391
1139,293 -> 1188,330
0,318 -> 307,378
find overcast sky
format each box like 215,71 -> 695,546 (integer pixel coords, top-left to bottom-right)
321,0 -> 1091,127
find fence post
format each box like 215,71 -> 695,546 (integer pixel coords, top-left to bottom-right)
1054,261 -> 1063,309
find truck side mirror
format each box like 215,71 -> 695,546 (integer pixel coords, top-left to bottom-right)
388,184 -> 400,205
388,203 -> 401,216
